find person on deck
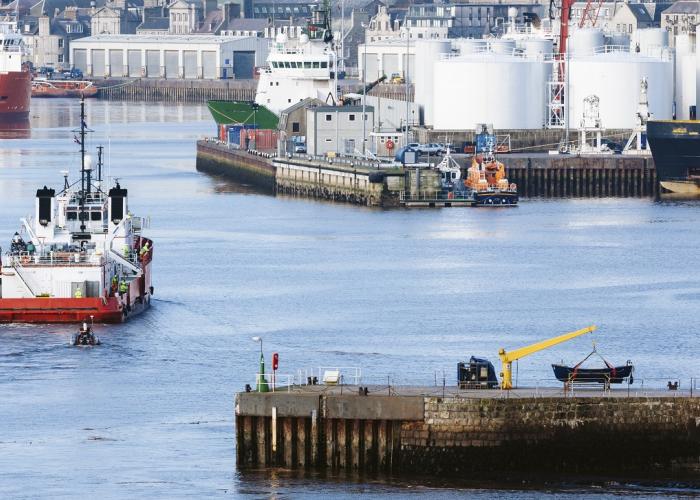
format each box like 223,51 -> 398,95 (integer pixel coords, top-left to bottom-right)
119,280 -> 128,295
139,242 -> 150,260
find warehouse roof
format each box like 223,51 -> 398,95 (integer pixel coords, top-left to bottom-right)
662,0 -> 700,14
71,34 -> 255,44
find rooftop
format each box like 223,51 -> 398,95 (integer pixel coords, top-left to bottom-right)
312,105 -> 375,112
662,0 -> 700,14
71,34 -> 256,43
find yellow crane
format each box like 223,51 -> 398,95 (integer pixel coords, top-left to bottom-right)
498,325 -> 597,389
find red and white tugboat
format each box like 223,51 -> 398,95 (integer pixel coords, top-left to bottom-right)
0,99 -> 153,323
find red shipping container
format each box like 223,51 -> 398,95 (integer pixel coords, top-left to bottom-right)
240,129 -> 279,151
219,124 -> 228,142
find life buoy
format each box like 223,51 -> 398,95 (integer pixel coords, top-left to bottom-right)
385,139 -> 394,150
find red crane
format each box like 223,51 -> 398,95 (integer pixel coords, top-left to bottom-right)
556,0 -> 573,56
578,0 -> 605,29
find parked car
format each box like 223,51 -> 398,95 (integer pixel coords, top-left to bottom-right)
294,143 -> 307,153
601,139 -> 623,154
417,143 -> 443,155
405,142 -> 419,151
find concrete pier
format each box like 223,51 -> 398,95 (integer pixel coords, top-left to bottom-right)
196,141 -> 660,205
196,141 -> 276,190
236,386 -> 700,477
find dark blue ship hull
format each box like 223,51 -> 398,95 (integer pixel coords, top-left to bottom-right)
647,120 -> 700,189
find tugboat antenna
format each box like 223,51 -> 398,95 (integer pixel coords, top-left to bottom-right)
97,145 -> 103,183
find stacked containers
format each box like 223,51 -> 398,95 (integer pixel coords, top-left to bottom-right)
240,129 -> 279,151
227,124 -> 258,146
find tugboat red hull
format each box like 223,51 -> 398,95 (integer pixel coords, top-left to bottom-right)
0,295 -> 149,323
0,252 -> 153,324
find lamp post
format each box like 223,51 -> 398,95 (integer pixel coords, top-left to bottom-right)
402,24 -> 410,147
361,22 -> 367,156
251,336 -> 269,392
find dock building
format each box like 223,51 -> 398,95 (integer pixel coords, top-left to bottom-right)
70,34 -> 269,79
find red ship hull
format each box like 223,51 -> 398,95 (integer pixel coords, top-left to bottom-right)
0,240 -> 153,324
0,69 -> 31,121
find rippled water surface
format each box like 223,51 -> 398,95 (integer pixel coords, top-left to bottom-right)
1,99 -> 699,498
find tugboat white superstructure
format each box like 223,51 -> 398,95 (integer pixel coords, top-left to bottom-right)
0,99 -> 153,323
254,0 -> 338,114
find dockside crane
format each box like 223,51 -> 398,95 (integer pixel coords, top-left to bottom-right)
498,325 -> 597,389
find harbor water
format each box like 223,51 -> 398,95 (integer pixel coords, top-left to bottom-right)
1,99 -> 699,498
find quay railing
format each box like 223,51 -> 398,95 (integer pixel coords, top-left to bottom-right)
246,366 -> 700,399
254,373 -> 295,392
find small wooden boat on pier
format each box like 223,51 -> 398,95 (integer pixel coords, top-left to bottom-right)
552,347 -> 634,384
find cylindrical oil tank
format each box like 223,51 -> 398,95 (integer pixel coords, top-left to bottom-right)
568,52 -> 673,129
488,39 -> 516,55
454,38 -> 487,56
606,32 -> 630,50
675,34 -> 696,120
632,28 -> 668,56
432,53 -> 552,129
414,39 -> 452,126
521,38 -> 553,59
569,28 -> 605,56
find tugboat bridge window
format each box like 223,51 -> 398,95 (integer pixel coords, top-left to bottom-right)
320,61 -> 328,68
325,114 -> 332,121
67,211 -> 78,221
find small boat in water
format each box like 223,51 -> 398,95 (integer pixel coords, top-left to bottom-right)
71,321 -> 100,346
32,79 -> 98,98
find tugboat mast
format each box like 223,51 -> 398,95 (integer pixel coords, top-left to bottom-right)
97,145 -> 103,183
79,96 -> 87,233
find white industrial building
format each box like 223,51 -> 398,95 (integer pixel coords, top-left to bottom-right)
307,105 -> 375,156
70,35 -> 269,79
357,38 -> 415,84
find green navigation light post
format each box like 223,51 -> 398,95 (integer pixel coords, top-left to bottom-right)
252,336 -> 269,392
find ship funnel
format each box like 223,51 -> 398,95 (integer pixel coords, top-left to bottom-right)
36,186 -> 56,226
108,183 -> 128,225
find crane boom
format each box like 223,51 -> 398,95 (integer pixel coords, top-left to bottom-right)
498,325 -> 597,389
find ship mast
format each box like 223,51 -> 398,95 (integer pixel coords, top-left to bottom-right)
97,145 -> 103,184
79,97 -> 87,232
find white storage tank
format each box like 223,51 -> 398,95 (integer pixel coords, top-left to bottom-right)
632,28 -> 668,57
568,52 -> 673,129
675,34 -> 696,120
607,32 -> 630,50
569,28 -> 605,56
432,53 -> 552,129
414,39 -> 452,126
521,38 -> 553,59
454,38 -> 487,55
488,39 -> 516,55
